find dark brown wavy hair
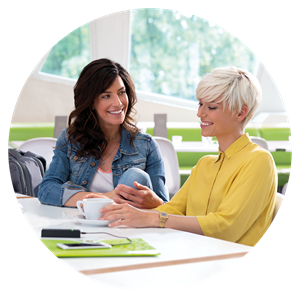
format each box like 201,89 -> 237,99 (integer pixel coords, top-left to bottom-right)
67,58 -> 139,159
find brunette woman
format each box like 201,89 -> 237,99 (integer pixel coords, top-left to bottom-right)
38,58 -> 168,208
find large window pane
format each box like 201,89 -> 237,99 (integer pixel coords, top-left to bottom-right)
130,9 -> 258,101
40,23 -> 90,79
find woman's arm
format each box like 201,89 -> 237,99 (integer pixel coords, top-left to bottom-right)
161,214 -> 203,235
38,130 -> 118,207
100,176 -> 198,232
38,130 -> 75,206
197,151 -> 277,243
99,203 -> 203,235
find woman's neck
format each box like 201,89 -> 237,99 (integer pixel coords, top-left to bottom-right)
217,129 -> 245,152
101,125 -> 121,141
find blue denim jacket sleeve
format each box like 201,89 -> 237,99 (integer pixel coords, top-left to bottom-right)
37,130 -> 88,207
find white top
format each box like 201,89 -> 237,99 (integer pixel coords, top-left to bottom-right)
89,167 -> 114,193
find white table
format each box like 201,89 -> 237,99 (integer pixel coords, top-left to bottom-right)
17,196 -> 251,289
173,141 -> 291,152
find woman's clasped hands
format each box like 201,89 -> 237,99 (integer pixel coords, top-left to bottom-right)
113,181 -> 165,209
84,181 -> 165,209
84,181 -> 162,228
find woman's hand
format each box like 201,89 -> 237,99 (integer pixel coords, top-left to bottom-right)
114,182 -> 165,209
99,203 -> 159,228
84,190 -> 118,201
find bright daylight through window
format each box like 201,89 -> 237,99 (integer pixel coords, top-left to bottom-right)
129,9 -> 258,102
40,9 -> 258,103
40,23 -> 90,79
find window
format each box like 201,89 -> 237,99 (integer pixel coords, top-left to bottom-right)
36,9 -> 259,106
129,9 -> 258,102
40,23 -> 90,79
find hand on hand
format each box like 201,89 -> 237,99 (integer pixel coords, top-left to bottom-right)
83,193 -> 110,200
84,191 -> 118,203
114,182 -> 164,209
99,203 -> 159,228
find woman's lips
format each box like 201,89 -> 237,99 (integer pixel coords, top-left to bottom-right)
200,121 -> 213,128
108,107 -> 124,115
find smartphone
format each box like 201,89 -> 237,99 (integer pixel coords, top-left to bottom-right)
57,242 -> 112,250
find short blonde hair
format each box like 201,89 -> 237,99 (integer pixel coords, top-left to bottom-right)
196,67 -> 262,125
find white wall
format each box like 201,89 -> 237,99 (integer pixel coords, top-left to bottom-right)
12,78 -> 74,123
90,12 -> 131,69
256,64 -> 286,114
11,77 -> 199,123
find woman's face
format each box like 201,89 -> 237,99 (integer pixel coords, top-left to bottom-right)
197,100 -> 240,140
93,75 -> 128,130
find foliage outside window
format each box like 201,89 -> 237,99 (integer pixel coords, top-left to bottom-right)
41,23 -> 90,79
130,9 -> 258,101
39,9 -> 258,104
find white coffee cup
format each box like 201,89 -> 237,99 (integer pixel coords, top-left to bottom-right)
172,135 -> 182,145
76,198 -> 114,220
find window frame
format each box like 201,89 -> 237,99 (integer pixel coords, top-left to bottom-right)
30,10 -> 261,108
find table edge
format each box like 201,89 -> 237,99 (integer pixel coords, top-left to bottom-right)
80,251 -> 249,275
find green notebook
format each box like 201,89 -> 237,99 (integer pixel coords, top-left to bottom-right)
41,238 -> 160,257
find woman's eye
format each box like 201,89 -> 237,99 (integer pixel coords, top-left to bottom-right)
102,94 -> 110,99
198,101 -> 217,110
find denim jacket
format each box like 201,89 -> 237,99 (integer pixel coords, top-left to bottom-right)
38,126 -> 168,206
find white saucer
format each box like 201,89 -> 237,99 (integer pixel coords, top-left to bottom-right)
74,214 -> 111,226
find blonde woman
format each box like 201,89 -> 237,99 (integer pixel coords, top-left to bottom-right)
99,67 -> 277,247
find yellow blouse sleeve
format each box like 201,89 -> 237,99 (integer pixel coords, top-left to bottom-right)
197,151 -> 277,243
154,169 -> 192,215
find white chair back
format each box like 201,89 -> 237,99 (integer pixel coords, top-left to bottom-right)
153,137 -> 181,197
273,192 -> 284,221
250,136 -> 269,150
17,137 -> 57,169
281,182 -> 288,195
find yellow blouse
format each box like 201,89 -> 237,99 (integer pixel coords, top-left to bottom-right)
155,134 -> 277,246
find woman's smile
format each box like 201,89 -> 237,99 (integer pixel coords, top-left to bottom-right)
200,121 -> 213,128
107,107 -> 124,115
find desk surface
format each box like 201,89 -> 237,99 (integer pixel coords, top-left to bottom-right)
17,196 -> 251,288
174,140 -> 291,152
